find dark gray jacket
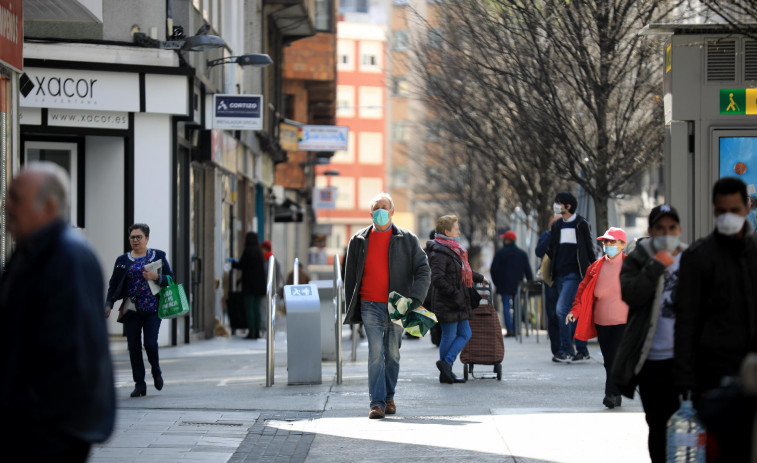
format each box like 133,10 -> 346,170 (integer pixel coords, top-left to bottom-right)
612,238 -> 686,398
343,224 -> 431,324
674,229 -> 757,392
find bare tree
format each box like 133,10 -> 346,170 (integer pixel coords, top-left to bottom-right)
407,0 -> 680,234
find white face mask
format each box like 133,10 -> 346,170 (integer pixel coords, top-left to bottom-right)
652,235 -> 680,253
553,203 -> 563,215
716,213 -> 746,236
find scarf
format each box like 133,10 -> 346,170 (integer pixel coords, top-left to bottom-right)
264,251 -> 273,261
434,235 -> 473,287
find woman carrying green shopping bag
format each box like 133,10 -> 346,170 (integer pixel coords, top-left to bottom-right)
105,223 -> 174,398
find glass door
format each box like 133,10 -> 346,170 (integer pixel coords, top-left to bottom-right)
24,141 -> 80,227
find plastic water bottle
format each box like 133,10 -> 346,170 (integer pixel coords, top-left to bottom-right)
666,398 -> 706,462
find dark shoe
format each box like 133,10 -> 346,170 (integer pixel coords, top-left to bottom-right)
603,394 -> 622,409
504,332 -> 516,338
385,400 -> 396,415
451,373 -> 467,384
552,352 -> 572,363
130,387 -> 146,398
154,373 -> 164,391
572,352 -> 591,363
369,406 -> 385,419
436,359 -> 452,374
436,360 -> 454,383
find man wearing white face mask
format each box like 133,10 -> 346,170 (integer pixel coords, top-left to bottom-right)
343,192 -> 431,419
546,192 -> 596,363
674,177 -> 757,462
612,204 -> 685,463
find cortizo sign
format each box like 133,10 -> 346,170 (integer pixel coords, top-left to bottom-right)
20,67 -> 140,112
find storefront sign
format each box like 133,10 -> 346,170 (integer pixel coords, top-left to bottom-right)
279,121 -> 300,151
20,68 -> 140,111
213,94 -> 262,130
0,0 -> 22,72
298,125 -> 349,151
313,187 -> 337,209
47,109 -> 128,129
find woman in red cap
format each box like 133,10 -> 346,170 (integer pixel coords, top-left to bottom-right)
566,227 -> 629,409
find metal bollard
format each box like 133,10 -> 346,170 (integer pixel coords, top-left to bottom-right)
265,255 -> 276,387
333,256 -> 344,385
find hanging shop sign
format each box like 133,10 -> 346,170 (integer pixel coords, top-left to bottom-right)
213,94 -> 263,130
297,125 -> 349,151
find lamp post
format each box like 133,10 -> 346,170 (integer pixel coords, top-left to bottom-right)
207,54 -> 274,69
131,25 -> 226,51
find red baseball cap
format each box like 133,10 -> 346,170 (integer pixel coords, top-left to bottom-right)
499,230 -> 517,241
597,227 -> 626,243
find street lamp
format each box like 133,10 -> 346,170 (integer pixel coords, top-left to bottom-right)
207,54 -> 274,69
130,25 -> 226,51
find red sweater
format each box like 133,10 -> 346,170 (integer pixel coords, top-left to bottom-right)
360,227 -> 391,302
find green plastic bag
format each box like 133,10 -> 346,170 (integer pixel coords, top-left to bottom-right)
158,276 -> 190,319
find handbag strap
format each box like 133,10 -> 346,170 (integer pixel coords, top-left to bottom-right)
165,275 -> 174,286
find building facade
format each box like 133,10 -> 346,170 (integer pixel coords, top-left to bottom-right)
7,0 -> 334,345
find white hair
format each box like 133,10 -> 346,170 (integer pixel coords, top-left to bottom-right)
23,161 -> 71,219
369,192 -> 394,211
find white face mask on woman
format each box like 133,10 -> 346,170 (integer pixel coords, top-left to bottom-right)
716,212 -> 746,236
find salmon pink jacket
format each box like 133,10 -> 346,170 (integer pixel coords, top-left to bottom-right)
569,254 -> 627,341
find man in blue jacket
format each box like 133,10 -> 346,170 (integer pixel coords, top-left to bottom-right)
0,162 -> 115,461
490,230 -> 533,337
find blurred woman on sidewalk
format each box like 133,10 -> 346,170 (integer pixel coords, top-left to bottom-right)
426,215 -> 487,383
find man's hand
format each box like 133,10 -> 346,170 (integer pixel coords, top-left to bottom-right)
565,313 -> 576,324
654,250 -> 675,267
105,306 -> 112,319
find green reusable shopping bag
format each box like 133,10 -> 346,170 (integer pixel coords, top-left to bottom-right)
158,276 -> 190,319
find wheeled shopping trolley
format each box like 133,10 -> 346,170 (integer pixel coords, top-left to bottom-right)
459,284 -> 504,380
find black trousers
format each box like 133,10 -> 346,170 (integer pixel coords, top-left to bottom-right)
637,359 -> 680,463
543,284 -> 560,356
595,323 -> 625,396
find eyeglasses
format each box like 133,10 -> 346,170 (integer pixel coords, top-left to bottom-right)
129,235 -> 145,241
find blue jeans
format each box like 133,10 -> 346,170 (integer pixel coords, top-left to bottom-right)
500,294 -> 514,333
439,320 -> 472,367
361,301 -> 403,409
124,310 -> 162,390
555,273 -> 588,356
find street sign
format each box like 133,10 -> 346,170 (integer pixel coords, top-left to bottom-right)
313,187 -> 337,209
297,125 -> 348,151
213,94 -> 263,130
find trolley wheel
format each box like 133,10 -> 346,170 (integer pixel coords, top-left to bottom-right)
463,364 -> 469,380
495,363 -> 502,381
